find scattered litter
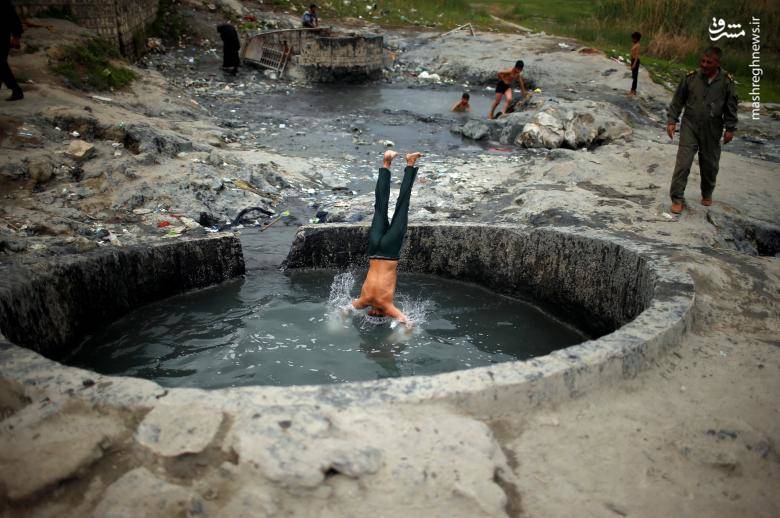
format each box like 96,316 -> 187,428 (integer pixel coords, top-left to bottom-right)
69,131 -> 80,138
157,221 -> 172,228
90,95 -> 113,103
381,140 -> 395,147
662,212 -> 674,220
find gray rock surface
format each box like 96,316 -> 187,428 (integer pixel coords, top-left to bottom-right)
92,467 -> 199,518
135,404 -> 224,456
0,402 -> 124,500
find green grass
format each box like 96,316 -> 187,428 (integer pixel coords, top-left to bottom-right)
273,0 -> 778,101
51,38 -> 137,91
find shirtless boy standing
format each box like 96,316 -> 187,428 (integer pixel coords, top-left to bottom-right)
488,60 -> 527,119
351,150 -> 422,324
629,31 -> 641,96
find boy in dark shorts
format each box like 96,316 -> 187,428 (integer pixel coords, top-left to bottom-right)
351,150 -> 423,324
488,60 -> 526,119
629,32 -> 641,96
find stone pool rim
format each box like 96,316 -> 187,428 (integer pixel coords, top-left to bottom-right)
0,224 -> 695,418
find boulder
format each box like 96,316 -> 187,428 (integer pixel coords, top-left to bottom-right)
459,119 -> 491,140
517,99 -> 632,149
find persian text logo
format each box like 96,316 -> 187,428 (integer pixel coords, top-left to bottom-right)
708,18 -> 745,40
748,17 -> 761,120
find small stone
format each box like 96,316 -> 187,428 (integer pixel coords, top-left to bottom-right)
28,158 -> 54,184
64,139 -> 95,161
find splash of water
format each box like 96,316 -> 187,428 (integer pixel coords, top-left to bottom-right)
328,271 -> 356,310
326,272 -> 432,329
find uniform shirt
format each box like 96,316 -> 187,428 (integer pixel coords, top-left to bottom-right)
667,68 -> 738,131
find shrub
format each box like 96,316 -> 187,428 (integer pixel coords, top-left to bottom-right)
50,38 -> 137,91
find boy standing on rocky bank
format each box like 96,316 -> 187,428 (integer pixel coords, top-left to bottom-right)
628,31 -> 641,96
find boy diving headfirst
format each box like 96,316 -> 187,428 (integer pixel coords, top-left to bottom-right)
351,150 -> 422,325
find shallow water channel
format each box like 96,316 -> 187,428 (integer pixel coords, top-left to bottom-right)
68,227 -> 587,388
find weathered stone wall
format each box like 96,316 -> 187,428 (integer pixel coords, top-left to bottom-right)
296,34 -> 383,82
285,223 -> 656,337
14,0 -> 159,56
0,235 -> 245,359
244,29 -> 383,82
242,27 -> 326,57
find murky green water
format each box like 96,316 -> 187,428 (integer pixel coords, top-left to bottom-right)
67,267 -> 587,389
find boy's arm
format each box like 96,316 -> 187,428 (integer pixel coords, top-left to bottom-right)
518,75 -> 527,95
450,100 -> 461,111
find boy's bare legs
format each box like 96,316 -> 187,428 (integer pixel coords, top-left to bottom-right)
501,88 -> 513,115
488,93 -> 504,119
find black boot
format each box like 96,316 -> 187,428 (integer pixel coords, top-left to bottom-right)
6,89 -> 23,101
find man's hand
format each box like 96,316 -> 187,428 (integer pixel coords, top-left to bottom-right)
666,123 -> 676,140
723,130 -> 734,144
10,37 -> 21,50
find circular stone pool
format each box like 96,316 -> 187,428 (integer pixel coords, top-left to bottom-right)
65,269 -> 586,388
0,223 -> 694,415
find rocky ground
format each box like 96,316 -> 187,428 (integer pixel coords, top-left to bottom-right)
0,1 -> 778,516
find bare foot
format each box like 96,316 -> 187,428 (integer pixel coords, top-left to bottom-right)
405,152 -> 422,166
382,150 -> 398,168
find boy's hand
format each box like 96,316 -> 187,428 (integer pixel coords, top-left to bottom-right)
666,123 -> 676,140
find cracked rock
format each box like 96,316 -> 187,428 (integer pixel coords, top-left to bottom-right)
135,404 -> 224,457
92,467 -> 200,517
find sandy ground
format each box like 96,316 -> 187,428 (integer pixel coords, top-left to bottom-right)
0,3 -> 778,517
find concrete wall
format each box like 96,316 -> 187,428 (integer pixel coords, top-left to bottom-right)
0,235 -> 245,359
285,223 -> 656,338
14,0 -> 159,56
295,34 -> 383,82
244,28 -> 383,82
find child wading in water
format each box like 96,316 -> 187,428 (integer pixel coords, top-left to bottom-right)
451,92 -> 471,112
629,31 -> 641,96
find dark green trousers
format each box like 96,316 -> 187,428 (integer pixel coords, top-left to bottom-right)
670,120 -> 722,203
367,166 -> 418,260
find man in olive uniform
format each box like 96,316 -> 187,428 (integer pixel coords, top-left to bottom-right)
667,46 -> 738,214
